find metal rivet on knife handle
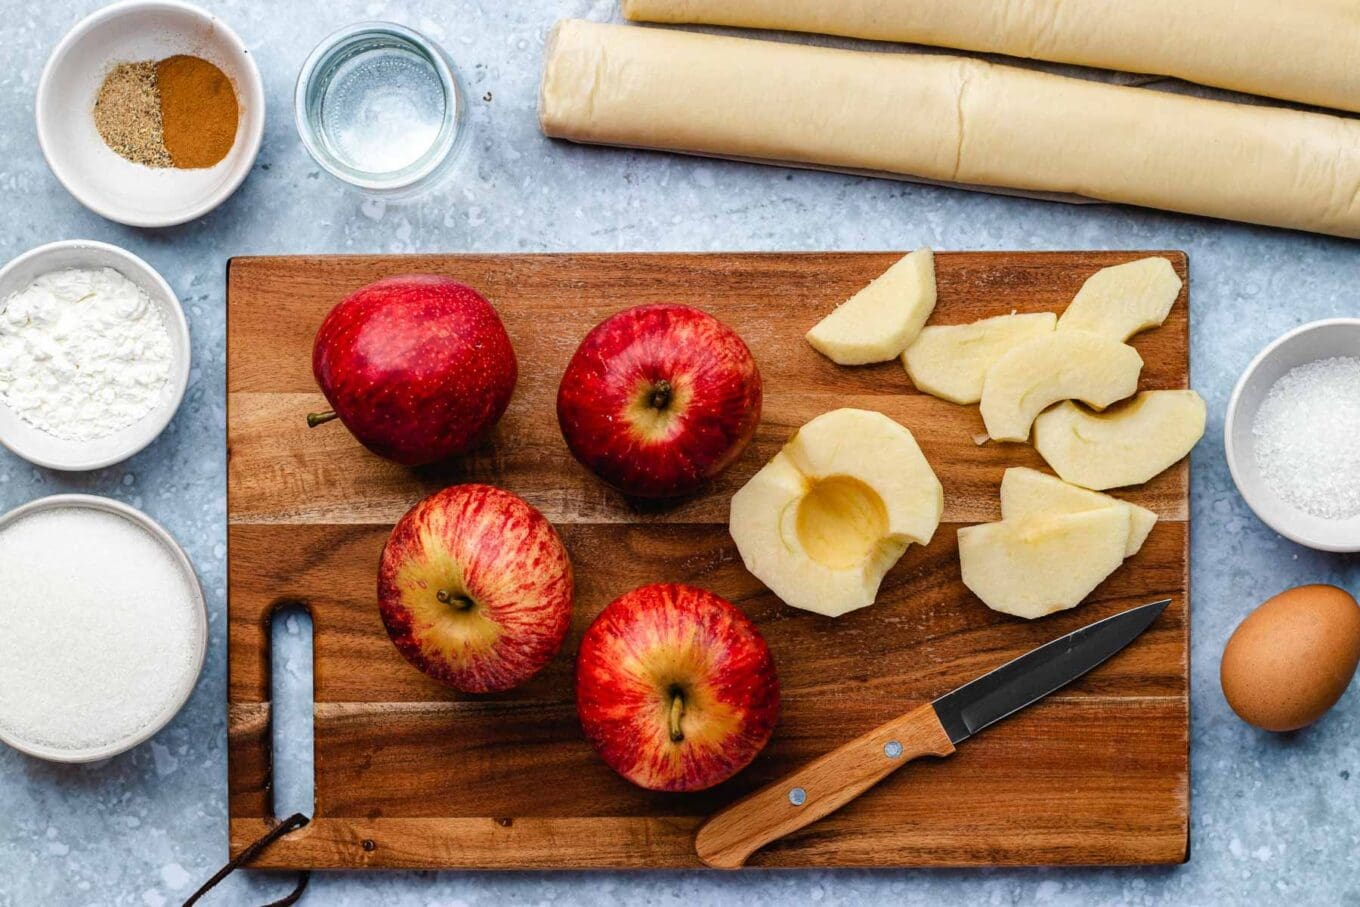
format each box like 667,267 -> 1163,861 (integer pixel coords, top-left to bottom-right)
788,788 -> 806,806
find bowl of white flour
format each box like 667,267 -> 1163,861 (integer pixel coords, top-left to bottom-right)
0,494 -> 206,762
0,240 -> 190,470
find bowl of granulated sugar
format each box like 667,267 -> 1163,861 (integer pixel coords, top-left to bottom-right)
0,494 -> 205,762
1226,318 -> 1360,552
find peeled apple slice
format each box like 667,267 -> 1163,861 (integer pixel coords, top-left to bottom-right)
806,249 -> 936,365
979,331 -> 1143,442
999,467 -> 1156,557
902,312 -> 1056,404
729,408 -> 943,617
1033,390 -> 1207,490
1057,257 -> 1182,342
958,509 -> 1131,620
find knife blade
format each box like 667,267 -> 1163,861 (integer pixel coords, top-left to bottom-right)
694,599 -> 1171,869
932,598 -> 1170,744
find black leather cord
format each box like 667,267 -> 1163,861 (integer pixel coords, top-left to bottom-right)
182,813 -> 311,907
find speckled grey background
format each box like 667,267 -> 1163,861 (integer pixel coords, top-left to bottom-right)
1,1 -> 1358,905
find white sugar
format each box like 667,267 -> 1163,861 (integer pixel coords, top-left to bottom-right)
0,507 -> 200,752
1252,356 -> 1360,520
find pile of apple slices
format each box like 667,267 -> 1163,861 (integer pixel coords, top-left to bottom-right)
900,255 -> 1206,490
910,257 -> 1203,616
804,254 -> 1202,488
800,252 -> 1206,620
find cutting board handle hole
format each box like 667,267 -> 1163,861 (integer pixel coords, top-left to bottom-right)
270,602 -> 316,821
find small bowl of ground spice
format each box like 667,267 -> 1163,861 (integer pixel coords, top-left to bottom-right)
36,0 -> 264,227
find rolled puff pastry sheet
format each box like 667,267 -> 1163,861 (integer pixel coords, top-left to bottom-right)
621,0 -> 1360,115
539,20 -> 1360,239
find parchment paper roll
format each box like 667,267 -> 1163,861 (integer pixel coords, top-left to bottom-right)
539,20 -> 1360,239
621,0 -> 1360,114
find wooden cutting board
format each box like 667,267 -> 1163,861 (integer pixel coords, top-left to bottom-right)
227,251 -> 1190,870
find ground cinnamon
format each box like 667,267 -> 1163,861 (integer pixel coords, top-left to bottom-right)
154,55 -> 238,169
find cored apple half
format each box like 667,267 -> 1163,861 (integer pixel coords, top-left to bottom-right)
730,408 -> 943,618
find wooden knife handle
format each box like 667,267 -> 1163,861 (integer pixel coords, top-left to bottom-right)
695,703 -> 955,869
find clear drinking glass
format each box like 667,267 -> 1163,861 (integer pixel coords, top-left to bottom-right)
295,22 -> 467,197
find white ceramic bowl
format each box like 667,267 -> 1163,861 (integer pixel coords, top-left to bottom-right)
0,494 -> 207,764
1224,318 -> 1360,552
0,240 -> 191,471
36,0 -> 265,227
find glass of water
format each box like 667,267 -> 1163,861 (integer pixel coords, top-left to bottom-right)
295,22 -> 467,196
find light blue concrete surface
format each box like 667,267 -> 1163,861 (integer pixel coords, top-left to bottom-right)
1,1 -> 1358,904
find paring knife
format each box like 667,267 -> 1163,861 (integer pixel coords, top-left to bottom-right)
695,598 -> 1171,868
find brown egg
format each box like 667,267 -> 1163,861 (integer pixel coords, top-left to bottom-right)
1220,584 -> 1360,732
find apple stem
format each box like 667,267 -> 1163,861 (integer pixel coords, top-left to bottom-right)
436,589 -> 475,611
667,689 -> 686,743
649,380 -> 673,412
306,410 -> 339,428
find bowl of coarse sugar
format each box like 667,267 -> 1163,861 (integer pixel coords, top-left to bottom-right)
36,0 -> 265,227
1226,318 -> 1360,552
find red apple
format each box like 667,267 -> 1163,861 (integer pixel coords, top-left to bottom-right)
557,304 -> 762,498
576,583 -> 780,791
378,484 -> 573,693
310,275 -> 517,466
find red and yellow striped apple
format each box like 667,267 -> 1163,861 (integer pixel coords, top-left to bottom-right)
557,304 -> 762,498
378,484 -> 573,693
575,583 -> 779,792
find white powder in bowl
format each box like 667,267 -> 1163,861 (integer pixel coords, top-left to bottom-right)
1252,356 -> 1360,520
0,267 -> 172,441
0,506 -> 201,753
